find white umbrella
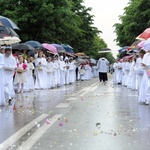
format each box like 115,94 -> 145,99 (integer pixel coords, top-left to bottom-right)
143,38 -> 150,51
0,36 -> 21,45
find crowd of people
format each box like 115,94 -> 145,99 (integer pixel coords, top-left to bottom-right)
0,46 -> 99,106
113,49 -> 150,105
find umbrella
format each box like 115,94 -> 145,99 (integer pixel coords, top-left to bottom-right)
138,28 -> 150,40
25,40 -> 44,49
66,52 -> 75,58
51,44 -> 66,53
131,40 -> 141,47
0,26 -> 19,37
0,34 -> 3,38
0,36 -> 21,45
0,15 -> 19,30
118,46 -> 128,52
76,52 -> 86,56
42,43 -> 57,53
12,43 -> 35,51
137,41 -> 145,48
143,38 -> 150,51
61,44 -> 74,53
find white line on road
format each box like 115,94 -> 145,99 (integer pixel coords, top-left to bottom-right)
0,114 -> 49,150
17,114 -> 62,150
66,97 -> 77,101
56,103 -> 71,108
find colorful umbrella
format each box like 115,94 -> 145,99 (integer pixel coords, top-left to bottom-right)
25,40 -> 44,49
138,28 -> 150,40
51,44 -> 66,53
0,26 -> 19,37
42,43 -> 57,53
0,15 -> 20,30
137,41 -> 145,48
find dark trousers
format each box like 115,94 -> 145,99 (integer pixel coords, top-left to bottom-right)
99,72 -> 108,82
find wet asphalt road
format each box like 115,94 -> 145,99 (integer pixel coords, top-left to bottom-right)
0,75 -> 150,150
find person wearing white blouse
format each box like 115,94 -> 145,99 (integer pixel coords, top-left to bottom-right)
35,51 -> 47,89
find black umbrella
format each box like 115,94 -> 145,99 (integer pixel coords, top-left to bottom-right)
12,43 -> 35,51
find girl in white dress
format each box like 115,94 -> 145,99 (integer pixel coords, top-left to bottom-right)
14,56 -> 27,93
113,60 -> 123,84
69,58 -> 76,84
35,51 -> 47,89
46,57 -> 54,88
64,58 -> 70,85
136,50 -> 145,95
24,57 -> 35,91
0,51 -> 5,106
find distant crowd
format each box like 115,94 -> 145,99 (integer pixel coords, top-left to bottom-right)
0,46 -> 99,106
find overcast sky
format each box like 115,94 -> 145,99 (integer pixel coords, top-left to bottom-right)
84,0 -> 129,57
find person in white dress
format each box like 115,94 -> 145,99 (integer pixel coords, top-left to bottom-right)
113,60 -> 123,84
24,57 -> 35,91
97,57 -> 109,84
0,48 -> 5,106
127,56 -> 137,90
53,55 -> 60,87
46,57 -> 54,88
3,46 -> 17,105
135,50 -> 145,95
138,49 -> 150,105
59,56 -> 66,86
92,64 -> 98,78
64,58 -> 70,85
69,58 -> 76,84
123,59 -> 131,86
14,56 -> 27,93
35,51 -> 47,89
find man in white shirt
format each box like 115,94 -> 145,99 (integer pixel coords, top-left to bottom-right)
97,57 -> 109,84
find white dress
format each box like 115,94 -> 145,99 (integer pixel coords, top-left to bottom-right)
124,62 -> 131,86
0,54 -> 5,106
59,60 -> 66,86
46,62 -> 54,88
65,63 -> 70,85
69,62 -> 76,83
24,62 -> 35,91
92,66 -> 98,78
136,57 -> 144,94
14,63 -> 27,84
35,57 -> 47,89
113,62 -> 122,84
4,54 -> 16,99
53,60 -> 60,86
138,53 -> 150,104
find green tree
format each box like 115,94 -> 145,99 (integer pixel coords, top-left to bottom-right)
114,0 -> 150,47
0,0 -> 107,58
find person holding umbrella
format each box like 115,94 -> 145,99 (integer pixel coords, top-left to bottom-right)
97,57 -> 109,84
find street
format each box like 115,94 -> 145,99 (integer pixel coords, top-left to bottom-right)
0,75 -> 150,150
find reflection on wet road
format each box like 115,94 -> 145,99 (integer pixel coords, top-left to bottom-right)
1,76 -> 150,150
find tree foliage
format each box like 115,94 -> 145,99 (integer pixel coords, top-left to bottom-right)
0,0 -> 108,58
114,0 -> 150,47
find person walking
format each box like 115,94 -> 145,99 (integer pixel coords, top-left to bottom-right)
97,57 -> 109,84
